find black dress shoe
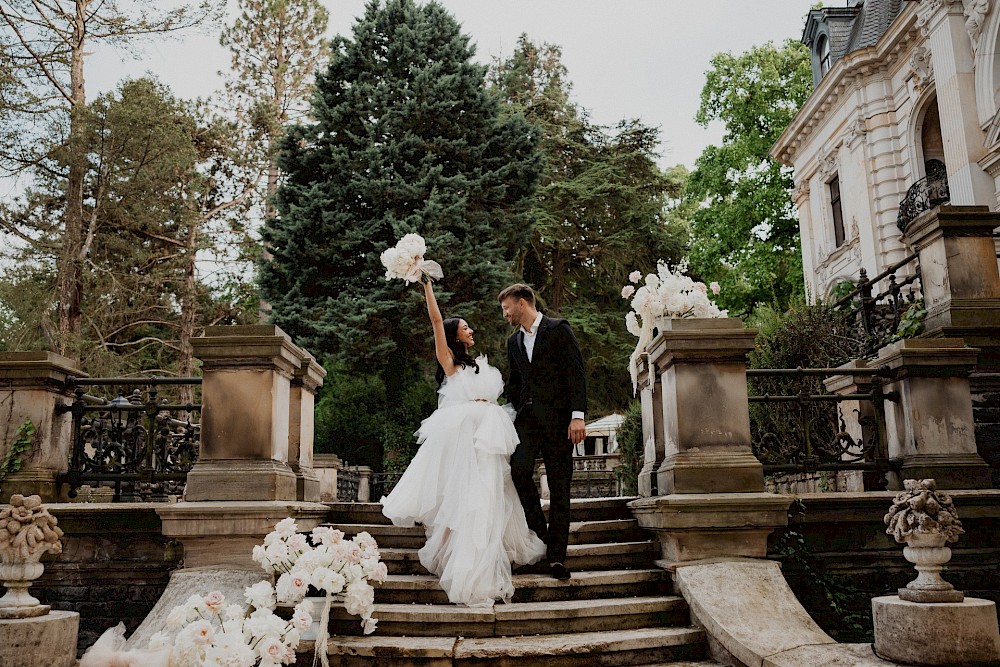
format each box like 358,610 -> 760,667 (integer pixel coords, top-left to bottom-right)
549,562 -> 571,580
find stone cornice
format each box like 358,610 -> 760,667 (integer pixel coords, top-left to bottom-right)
772,6 -> 920,166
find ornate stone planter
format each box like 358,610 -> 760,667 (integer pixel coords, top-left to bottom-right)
0,494 -> 64,619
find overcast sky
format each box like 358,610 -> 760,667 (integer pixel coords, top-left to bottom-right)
88,0 -> 820,170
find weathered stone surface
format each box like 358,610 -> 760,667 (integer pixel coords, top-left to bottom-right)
452,626 -> 705,662
873,595 -> 1000,665
765,642 -> 905,666
0,610 -> 78,667
125,567 -> 264,650
673,559 -> 835,667
0,603 -> 49,619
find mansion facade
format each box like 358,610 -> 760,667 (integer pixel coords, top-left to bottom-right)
773,0 -> 1000,299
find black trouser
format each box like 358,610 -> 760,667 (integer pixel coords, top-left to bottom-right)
511,409 -> 573,564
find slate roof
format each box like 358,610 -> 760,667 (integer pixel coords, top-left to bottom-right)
803,0 -> 906,77
844,0 -> 904,54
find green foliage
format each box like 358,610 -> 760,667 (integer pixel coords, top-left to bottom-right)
893,297 -> 926,340
490,35 -> 687,414
0,419 -> 36,492
773,501 -> 873,642
685,40 -> 813,317
748,301 -> 863,465
261,0 -> 542,389
314,361 -> 436,472
613,402 -> 643,496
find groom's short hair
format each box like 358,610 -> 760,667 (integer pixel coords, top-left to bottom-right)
498,283 -> 535,306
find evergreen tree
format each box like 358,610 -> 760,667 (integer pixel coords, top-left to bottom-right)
261,0 -> 543,383
685,40 -> 813,317
490,36 -> 687,414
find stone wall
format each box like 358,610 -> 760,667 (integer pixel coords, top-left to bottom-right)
2,503 -> 183,653
768,490 -> 1000,642
971,372 -> 1000,487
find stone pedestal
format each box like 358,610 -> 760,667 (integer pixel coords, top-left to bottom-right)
313,453 -> 342,502
186,325 -> 302,501
0,611 -> 79,667
873,596 -> 1000,665
902,206 -> 1000,370
0,352 -> 84,501
876,338 -> 992,488
289,351 -> 326,502
629,493 -> 790,563
636,356 -> 664,497
647,318 -> 763,495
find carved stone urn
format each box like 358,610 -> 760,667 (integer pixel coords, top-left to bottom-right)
0,494 -> 64,618
884,479 -> 964,603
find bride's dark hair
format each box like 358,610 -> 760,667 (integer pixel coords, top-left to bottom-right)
436,317 -> 479,386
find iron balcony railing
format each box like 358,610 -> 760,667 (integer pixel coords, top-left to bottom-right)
56,376 -> 201,502
896,165 -> 949,232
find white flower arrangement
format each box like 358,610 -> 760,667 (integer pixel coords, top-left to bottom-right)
81,518 -> 385,667
380,233 -> 444,283
623,262 -> 727,393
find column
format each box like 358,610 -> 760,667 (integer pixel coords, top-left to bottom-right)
876,338 -> 991,488
636,355 -> 665,497
288,349 -> 326,502
0,352 -> 83,502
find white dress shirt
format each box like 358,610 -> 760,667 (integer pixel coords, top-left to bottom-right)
521,312 -> 585,422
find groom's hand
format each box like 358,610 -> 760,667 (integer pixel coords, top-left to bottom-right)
568,418 -> 586,446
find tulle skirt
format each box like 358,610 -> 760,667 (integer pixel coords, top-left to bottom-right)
380,400 -> 546,607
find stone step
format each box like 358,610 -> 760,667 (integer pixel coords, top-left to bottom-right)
324,496 -> 637,527
328,518 -> 649,550
380,540 -> 659,575
308,626 -> 706,666
373,568 -> 671,604
328,595 -> 688,637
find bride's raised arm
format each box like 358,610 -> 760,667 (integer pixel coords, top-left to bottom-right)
424,279 -> 457,377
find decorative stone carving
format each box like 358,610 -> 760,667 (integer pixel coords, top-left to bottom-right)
842,116 -> 868,149
817,147 -> 839,179
916,0 -> 964,36
0,494 -> 63,618
964,0 -> 990,53
884,479 -> 965,602
908,46 -> 934,92
792,180 -> 811,205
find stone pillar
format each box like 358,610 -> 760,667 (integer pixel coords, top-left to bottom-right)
629,318 -> 790,564
902,207 -> 1000,350
185,325 -> 299,502
876,338 -> 991,488
288,350 -> 326,502
357,466 -> 372,503
919,2 -> 995,206
651,318 -> 763,494
313,453 -> 342,502
0,353 -> 83,502
636,355 -> 665,497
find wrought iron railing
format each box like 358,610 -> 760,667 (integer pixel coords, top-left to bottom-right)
371,472 -> 402,500
747,366 -> 899,489
56,376 -> 201,502
337,466 -> 361,502
570,471 -> 619,498
897,164 -> 949,232
832,252 -> 921,356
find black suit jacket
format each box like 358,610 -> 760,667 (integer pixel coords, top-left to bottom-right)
504,315 -> 587,427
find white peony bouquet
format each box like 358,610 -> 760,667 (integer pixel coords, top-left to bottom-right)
97,518 -> 385,667
623,262 -> 727,393
380,233 -> 443,284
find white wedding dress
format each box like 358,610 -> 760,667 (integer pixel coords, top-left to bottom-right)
380,356 -> 546,608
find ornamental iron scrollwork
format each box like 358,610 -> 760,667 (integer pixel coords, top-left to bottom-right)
897,161 -> 949,233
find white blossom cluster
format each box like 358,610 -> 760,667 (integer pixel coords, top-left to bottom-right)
621,262 -> 725,337
148,518 -> 385,666
379,233 -> 443,283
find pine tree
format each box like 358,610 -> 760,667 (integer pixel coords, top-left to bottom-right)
261,0 -> 543,380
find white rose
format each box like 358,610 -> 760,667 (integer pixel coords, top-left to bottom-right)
353,531 -> 378,554
148,630 -> 171,650
284,627 -> 301,650
223,604 -> 244,621
182,619 -> 215,646
244,580 -> 276,611
710,281 -> 721,295
165,604 -> 189,631
362,615 -> 378,635
343,581 -> 375,617
625,312 -> 641,337
203,590 -> 226,614
311,526 -> 342,545
629,270 -> 642,284
273,518 -> 297,538
264,540 -> 290,565
257,636 -> 286,664
621,285 -> 635,299
275,571 -> 310,604
370,561 -> 388,583
292,601 -> 313,633
397,233 -> 426,259
312,567 -> 346,595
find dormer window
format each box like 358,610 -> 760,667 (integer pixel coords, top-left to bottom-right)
818,35 -> 831,75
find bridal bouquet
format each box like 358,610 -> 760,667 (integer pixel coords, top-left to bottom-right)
622,262 -> 727,393
81,518 -> 385,667
380,233 -> 443,284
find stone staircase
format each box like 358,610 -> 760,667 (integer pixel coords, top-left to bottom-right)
311,497 -> 719,666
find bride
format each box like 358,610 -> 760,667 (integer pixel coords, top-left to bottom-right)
380,277 -> 546,607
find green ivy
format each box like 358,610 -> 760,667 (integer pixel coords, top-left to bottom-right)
0,419 -> 36,492
892,297 -> 926,341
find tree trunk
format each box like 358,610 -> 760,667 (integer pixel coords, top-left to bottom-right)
56,0 -> 89,360
178,217 -> 199,406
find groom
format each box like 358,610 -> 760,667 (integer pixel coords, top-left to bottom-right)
499,284 -> 587,580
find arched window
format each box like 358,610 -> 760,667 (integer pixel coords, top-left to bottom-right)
818,35 -> 831,75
